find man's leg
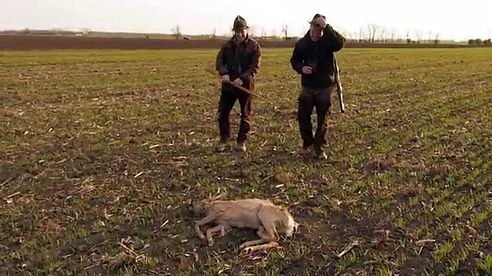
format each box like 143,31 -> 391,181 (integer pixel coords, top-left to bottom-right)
236,91 -> 252,151
298,86 -> 315,151
217,87 -> 237,146
313,86 -> 333,159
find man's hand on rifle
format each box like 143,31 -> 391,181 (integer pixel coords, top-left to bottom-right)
232,78 -> 243,87
221,74 -> 230,83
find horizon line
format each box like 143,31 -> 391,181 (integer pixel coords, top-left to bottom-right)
2,27 -> 491,42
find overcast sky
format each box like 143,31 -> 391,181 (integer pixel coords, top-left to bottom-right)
2,0 -> 491,40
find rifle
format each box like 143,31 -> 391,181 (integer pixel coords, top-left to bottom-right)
205,68 -> 262,98
333,60 -> 369,129
334,58 -> 346,113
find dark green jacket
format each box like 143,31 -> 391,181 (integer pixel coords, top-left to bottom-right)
216,35 -> 261,90
290,25 -> 345,88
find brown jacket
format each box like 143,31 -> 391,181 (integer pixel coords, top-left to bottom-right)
216,35 -> 261,91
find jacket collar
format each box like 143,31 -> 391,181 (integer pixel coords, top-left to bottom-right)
230,34 -> 250,46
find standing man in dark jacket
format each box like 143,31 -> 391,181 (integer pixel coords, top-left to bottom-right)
290,14 -> 345,159
216,15 -> 261,152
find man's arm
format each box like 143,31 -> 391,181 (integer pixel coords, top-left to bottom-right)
239,42 -> 261,83
215,44 -> 229,75
290,41 -> 304,74
323,25 -> 345,52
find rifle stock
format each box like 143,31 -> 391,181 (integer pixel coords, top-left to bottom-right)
205,68 -> 261,98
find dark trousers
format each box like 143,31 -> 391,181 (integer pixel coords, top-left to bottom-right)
217,85 -> 252,142
298,86 -> 333,149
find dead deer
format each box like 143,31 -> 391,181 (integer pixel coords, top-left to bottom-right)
192,193 -> 299,253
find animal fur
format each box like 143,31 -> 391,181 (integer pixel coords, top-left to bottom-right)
193,194 -> 299,252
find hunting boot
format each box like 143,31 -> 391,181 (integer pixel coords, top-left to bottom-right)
313,146 -> 327,160
299,145 -> 311,156
217,137 -> 228,152
235,141 -> 247,152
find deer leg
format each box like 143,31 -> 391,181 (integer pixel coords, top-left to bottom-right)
195,213 -> 219,240
206,224 -> 225,246
242,241 -> 280,253
239,227 -> 267,249
220,227 -> 226,236
239,238 -> 268,249
241,207 -> 281,252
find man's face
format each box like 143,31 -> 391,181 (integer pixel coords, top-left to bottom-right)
310,17 -> 327,41
234,28 -> 248,44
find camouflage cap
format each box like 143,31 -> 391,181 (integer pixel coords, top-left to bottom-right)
232,15 -> 249,31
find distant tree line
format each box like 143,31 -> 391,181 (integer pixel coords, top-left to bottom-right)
468,38 -> 492,46
6,24 -> 490,46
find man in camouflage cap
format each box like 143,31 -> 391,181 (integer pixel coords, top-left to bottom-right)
290,14 -> 345,160
215,15 -> 261,152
